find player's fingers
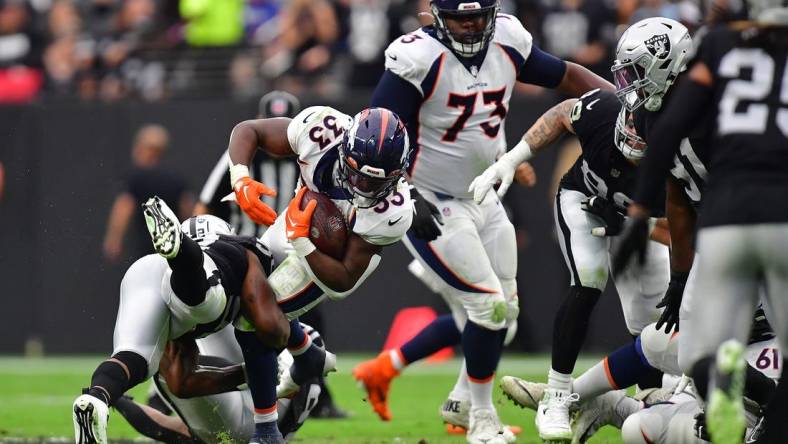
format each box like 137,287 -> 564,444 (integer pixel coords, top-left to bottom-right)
495,180 -> 512,199
257,182 -> 277,197
304,199 -> 317,217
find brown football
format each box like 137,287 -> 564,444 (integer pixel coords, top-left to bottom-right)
299,189 -> 348,260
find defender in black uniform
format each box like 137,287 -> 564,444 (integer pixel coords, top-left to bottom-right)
470,87 -> 672,437
72,200 -> 330,444
617,11 -> 788,443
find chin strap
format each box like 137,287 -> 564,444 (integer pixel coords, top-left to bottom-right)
645,94 -> 663,111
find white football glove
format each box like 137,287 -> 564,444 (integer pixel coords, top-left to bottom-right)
468,139 -> 534,204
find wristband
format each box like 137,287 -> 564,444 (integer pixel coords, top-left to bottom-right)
229,163 -> 251,186
291,237 -> 317,257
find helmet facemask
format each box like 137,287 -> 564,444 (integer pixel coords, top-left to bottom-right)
337,141 -> 405,209
612,55 -> 663,112
614,108 -> 647,161
431,2 -> 499,57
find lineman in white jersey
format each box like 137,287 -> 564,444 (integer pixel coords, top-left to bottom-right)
355,1 -> 613,443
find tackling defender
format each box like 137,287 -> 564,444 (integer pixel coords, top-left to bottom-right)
353,2 -> 613,442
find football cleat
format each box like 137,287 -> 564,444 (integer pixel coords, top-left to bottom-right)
142,196 -> 181,259
277,349 -> 336,399
707,339 -> 747,444
440,395 -> 517,443
500,375 -> 546,410
352,351 -> 400,421
536,389 -> 579,442
278,380 -> 322,441
467,407 -> 507,444
571,390 -> 628,444
73,394 -> 109,444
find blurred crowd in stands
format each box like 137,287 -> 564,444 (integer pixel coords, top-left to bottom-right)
0,0 -> 702,103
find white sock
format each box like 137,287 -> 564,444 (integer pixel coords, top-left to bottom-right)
449,360 -> 470,400
468,370 -> 495,410
548,368 -> 572,393
254,405 -> 279,423
389,349 -> 406,371
572,358 -> 617,399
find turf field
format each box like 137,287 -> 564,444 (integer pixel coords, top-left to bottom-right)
0,355 -> 624,443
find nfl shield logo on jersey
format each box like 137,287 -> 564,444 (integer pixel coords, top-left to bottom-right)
645,34 -> 670,59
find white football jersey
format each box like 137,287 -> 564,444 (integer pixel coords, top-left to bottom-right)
283,105 -> 414,247
385,14 -> 533,198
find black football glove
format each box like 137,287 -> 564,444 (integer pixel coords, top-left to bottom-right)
580,196 -> 625,237
611,215 -> 650,275
410,188 -> 444,242
655,270 -> 689,333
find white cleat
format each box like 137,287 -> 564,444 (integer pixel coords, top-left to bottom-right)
536,389 -> 578,442
142,196 -> 181,259
277,350 -> 336,399
440,396 -> 517,443
572,390 -> 627,444
73,394 -> 108,444
467,407 -> 508,444
501,375 -> 546,411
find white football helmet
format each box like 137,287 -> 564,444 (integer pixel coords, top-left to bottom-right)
612,17 -> 692,111
180,214 -> 234,246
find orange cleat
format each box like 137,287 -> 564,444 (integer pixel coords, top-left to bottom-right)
352,351 -> 401,421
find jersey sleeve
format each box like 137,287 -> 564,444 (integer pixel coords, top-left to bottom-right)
383,29 -> 441,95
286,106 -> 345,154
493,14 -> 534,70
569,89 -> 620,141
352,180 -> 414,246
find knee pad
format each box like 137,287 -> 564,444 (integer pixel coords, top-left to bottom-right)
465,292 -> 507,331
408,259 -> 448,295
639,324 -> 681,375
112,351 -> 149,386
621,411 -> 661,444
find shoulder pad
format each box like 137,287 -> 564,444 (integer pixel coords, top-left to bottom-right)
493,14 -> 533,62
353,181 -> 414,246
384,28 -> 446,95
287,106 -> 350,154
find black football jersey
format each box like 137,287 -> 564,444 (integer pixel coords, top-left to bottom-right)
694,27 -> 788,226
634,91 -> 711,210
560,89 -> 665,215
179,235 -> 273,339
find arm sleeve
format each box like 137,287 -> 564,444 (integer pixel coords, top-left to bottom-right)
518,45 -> 567,88
634,78 -> 714,208
371,70 -> 423,129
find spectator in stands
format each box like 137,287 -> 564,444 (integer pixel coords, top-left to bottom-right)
0,0 -> 44,102
536,0 -> 617,79
103,124 -> 193,262
180,0 -> 243,47
260,0 -> 340,97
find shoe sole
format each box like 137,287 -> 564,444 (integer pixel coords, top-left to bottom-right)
73,402 -> 99,444
500,376 -> 542,410
143,198 -> 178,258
707,340 -> 746,444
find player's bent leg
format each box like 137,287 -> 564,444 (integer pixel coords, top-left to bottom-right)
113,395 -> 196,443
278,320 -> 336,399
142,196 -> 181,259
235,329 -> 284,443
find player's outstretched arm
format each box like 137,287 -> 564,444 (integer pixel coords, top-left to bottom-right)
240,250 -> 291,349
665,178 -> 696,273
158,338 -> 246,398
469,99 -> 577,203
556,62 -> 614,96
225,118 -> 294,225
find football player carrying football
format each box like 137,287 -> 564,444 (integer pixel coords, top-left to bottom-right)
353,2 -> 613,442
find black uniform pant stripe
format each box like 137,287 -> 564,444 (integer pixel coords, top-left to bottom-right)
555,189 -> 581,286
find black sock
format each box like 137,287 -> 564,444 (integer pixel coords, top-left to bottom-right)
291,344 -> 327,385
235,330 -> 278,415
167,235 -> 210,306
87,351 -> 148,406
690,356 -> 714,401
552,286 -> 601,374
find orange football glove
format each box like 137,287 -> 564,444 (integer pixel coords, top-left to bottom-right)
233,176 -> 278,226
285,187 -> 317,241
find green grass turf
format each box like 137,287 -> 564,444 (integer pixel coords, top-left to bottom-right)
0,355 -> 625,443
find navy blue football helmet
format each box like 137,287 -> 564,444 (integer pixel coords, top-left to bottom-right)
338,108 -> 411,208
431,0 -> 499,57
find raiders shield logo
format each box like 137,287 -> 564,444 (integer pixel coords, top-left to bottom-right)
645,34 -> 670,60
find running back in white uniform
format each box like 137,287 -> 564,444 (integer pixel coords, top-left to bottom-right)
384,14 -> 531,199
261,106 -> 413,319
